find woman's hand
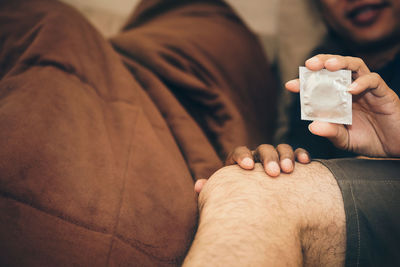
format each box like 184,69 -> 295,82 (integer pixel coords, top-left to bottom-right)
286,54 -> 400,158
224,144 -> 310,176
194,144 -> 311,193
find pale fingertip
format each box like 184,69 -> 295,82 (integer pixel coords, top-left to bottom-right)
280,158 -> 293,173
266,161 -> 280,177
194,180 -> 205,193
308,122 -> 316,134
308,121 -> 327,135
285,79 -> 298,87
306,57 -> 320,65
347,82 -> 358,92
298,153 -> 310,163
241,157 -> 254,169
308,121 -> 338,138
325,57 -> 339,66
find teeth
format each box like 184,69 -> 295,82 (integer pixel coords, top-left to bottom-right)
349,5 -> 376,18
357,7 -> 373,15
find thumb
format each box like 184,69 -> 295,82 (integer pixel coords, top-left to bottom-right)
308,121 -> 349,150
194,179 -> 208,193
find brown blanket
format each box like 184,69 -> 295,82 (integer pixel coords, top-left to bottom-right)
0,0 -> 277,266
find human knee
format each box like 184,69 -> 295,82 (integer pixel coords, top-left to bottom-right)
198,164 -> 272,210
199,162 -> 342,223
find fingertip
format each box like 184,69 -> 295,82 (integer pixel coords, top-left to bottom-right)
305,57 -> 323,70
280,158 -> 294,173
194,179 -> 206,193
298,153 -> 310,164
325,57 -> 339,69
285,79 -> 300,92
308,121 -> 319,135
308,121 -> 337,138
266,161 -> 280,177
305,57 -> 320,65
241,157 -> 254,169
347,82 -> 358,93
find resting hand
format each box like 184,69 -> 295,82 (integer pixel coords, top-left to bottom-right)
194,144 -> 310,193
286,54 -> 400,158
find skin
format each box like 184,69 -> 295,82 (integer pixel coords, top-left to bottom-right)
319,0 -> 400,44
195,54 -> 400,192
186,163 -> 346,266
318,0 -> 400,69
195,145 -> 311,193
187,1 -> 400,266
195,0 -> 400,193
286,54 -> 400,158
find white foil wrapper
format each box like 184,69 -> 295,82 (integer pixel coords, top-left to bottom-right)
299,67 -> 352,125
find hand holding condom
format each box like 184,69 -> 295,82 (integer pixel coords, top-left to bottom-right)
286,54 -> 400,158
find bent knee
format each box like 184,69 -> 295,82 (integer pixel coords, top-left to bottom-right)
199,164 -> 269,207
199,162 -> 341,219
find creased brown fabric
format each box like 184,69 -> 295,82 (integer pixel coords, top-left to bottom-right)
111,0 -> 277,178
0,0 -> 277,266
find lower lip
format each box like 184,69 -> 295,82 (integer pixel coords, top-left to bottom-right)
349,7 -> 385,27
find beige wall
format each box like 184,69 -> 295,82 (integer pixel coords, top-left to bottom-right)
61,0 -> 279,36
61,0 -> 326,78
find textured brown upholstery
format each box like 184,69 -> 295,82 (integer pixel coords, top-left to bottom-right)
0,0 -> 277,265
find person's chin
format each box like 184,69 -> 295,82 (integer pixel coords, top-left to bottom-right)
347,8 -> 397,44
344,19 -> 396,47
346,32 -> 398,53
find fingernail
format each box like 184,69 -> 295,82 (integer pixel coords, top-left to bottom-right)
299,153 -> 309,163
194,180 -> 202,193
306,57 -> 320,65
267,161 -> 280,176
281,158 -> 293,171
308,122 -> 316,134
348,82 -> 358,92
242,157 -> 254,167
285,80 -> 297,87
326,57 -> 338,65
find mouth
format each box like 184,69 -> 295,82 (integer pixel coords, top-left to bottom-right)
346,2 -> 390,27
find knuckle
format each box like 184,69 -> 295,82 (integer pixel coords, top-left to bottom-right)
355,57 -> 365,66
329,54 -> 341,60
235,145 -> 248,152
257,144 -> 273,152
234,146 -> 249,156
277,143 -> 292,151
370,72 -> 381,81
356,57 -> 365,64
204,165 -> 260,193
345,56 -> 361,63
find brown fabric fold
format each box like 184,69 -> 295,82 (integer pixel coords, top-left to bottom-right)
0,0 -> 277,266
112,0 -> 278,172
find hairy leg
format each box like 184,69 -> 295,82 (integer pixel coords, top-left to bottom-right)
183,162 -> 346,266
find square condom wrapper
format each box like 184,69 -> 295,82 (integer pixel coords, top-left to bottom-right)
299,67 -> 352,125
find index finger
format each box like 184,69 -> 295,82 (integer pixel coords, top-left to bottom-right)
255,144 -> 280,177
306,54 -> 370,78
225,146 -> 254,169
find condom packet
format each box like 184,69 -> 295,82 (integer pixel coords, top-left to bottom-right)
299,67 -> 352,125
